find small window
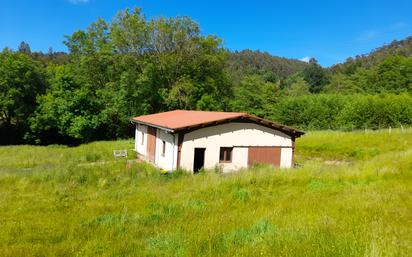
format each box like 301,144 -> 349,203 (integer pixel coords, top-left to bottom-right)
219,147 -> 233,163
161,140 -> 166,156
141,132 -> 144,145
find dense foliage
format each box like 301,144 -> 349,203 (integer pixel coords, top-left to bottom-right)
1,8 -> 411,145
226,50 -> 309,83
269,93 -> 412,130
0,50 -> 47,144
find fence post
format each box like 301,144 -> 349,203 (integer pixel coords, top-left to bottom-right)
389,126 -> 391,134
401,124 -> 404,133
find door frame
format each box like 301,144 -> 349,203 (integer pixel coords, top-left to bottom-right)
193,148 -> 206,173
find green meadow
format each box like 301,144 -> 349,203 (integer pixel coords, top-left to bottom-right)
0,130 -> 411,257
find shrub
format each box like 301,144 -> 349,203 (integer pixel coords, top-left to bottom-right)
269,93 -> 412,130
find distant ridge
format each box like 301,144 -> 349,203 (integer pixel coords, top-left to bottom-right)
331,36 -> 412,72
227,49 -> 309,82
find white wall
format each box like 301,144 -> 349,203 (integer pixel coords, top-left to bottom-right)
135,124 -> 147,156
154,129 -> 178,171
135,124 -> 178,171
280,148 -> 293,168
179,122 -> 293,172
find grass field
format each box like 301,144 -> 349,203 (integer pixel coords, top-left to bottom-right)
0,130 -> 411,256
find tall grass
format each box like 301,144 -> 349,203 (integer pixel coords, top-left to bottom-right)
296,128 -> 412,161
0,131 -> 411,256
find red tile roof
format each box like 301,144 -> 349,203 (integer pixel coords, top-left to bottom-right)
132,110 -> 244,129
131,110 -> 304,136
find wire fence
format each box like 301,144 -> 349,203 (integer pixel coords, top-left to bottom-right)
305,125 -> 412,134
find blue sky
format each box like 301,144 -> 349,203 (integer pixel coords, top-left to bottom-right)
1,0 -> 411,66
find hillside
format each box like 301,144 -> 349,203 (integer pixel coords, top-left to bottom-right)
331,36 -> 412,72
0,130 -> 411,256
227,50 -> 309,82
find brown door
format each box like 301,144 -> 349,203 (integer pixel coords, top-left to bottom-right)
248,147 -> 281,167
147,126 -> 157,162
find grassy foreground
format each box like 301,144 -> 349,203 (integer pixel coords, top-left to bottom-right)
0,130 -> 411,256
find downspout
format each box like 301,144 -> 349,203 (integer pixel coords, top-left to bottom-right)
291,136 -> 296,167
172,133 -> 176,171
176,132 -> 184,170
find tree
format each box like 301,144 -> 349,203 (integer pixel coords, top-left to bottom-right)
0,49 -> 46,144
283,76 -> 310,96
18,41 -> 31,54
230,75 -> 279,117
64,18 -> 112,56
226,50 -> 309,85
110,8 -> 148,54
325,55 -> 412,94
29,64 -> 117,144
373,55 -> 412,92
323,73 -> 360,93
29,8 -> 231,144
146,15 -> 231,111
302,58 -> 329,93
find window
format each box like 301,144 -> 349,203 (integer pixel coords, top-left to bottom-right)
161,140 -> 166,156
141,132 -> 144,145
219,147 -> 233,163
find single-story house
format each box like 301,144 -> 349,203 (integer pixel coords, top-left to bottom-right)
131,110 -> 304,173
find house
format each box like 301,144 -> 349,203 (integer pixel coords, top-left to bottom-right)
131,110 -> 305,173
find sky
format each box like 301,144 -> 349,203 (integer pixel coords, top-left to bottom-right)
1,0 -> 412,66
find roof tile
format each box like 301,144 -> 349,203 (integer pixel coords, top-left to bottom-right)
131,110 -> 305,136
132,110 -> 246,130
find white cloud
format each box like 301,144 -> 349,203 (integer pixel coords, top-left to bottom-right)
68,0 -> 89,4
299,56 -> 311,63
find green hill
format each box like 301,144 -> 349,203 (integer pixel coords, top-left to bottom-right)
227,49 -> 309,83
331,36 -> 412,73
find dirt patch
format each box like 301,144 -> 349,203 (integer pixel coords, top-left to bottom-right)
323,160 -> 350,165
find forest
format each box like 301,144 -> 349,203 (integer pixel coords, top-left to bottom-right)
1,8 -> 412,145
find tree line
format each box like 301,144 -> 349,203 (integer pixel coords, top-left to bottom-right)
1,8 -> 411,145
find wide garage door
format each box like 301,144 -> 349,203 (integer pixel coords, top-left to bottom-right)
247,147 -> 281,167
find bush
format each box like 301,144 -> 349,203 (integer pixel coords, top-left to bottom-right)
269,93 -> 412,130
336,93 -> 412,129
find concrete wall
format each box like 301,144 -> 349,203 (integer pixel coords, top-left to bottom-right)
154,129 -> 178,171
135,124 -> 178,171
135,124 -> 147,155
280,148 -> 293,167
179,122 -> 293,172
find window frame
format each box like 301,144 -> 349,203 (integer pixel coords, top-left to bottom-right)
161,140 -> 166,156
141,132 -> 145,145
219,147 -> 233,163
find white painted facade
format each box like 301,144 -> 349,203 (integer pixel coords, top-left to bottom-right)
134,122 -> 294,173
135,124 -> 178,171
179,122 -> 293,172
153,129 -> 179,171
135,124 -> 147,156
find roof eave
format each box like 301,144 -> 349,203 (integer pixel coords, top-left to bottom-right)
130,114 -> 305,137
171,115 -> 245,133
244,114 -> 305,137
130,118 -> 175,133
171,115 -> 305,137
